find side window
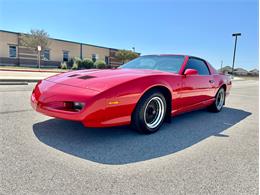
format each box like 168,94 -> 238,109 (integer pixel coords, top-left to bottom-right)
185,58 -> 210,75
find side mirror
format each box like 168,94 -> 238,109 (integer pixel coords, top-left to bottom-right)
184,69 -> 198,76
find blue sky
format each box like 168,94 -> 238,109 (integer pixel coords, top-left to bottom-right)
0,0 -> 258,70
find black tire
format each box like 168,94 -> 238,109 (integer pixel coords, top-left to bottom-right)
131,90 -> 167,134
209,87 -> 225,112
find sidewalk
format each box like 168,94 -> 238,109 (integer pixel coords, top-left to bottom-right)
0,70 -> 59,84
0,66 -> 67,73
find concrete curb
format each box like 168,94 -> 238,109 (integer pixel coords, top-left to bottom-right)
0,81 -> 29,85
0,78 -> 40,85
0,79 -> 40,82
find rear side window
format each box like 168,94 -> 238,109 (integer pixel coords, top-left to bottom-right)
185,58 -> 210,75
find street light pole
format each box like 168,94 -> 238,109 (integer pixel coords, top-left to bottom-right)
231,33 -> 241,76
37,45 -> 42,69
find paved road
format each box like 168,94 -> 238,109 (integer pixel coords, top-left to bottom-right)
0,80 -> 258,194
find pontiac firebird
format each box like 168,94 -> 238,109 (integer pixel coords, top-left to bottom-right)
31,55 -> 232,134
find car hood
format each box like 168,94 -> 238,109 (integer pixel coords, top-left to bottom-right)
45,68 -> 172,92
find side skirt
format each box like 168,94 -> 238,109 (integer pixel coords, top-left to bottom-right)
171,98 -> 215,117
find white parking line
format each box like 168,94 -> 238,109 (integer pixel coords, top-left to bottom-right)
230,94 -> 258,98
223,122 -> 233,126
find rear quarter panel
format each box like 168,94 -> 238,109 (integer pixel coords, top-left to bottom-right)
212,73 -> 232,95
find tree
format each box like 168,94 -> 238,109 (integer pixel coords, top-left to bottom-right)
20,29 -> 50,68
115,49 -> 139,64
128,51 -> 139,60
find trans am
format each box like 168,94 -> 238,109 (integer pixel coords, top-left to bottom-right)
31,55 -> 232,134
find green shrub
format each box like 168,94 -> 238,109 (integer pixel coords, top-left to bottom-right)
71,62 -> 78,70
70,57 -> 81,70
94,60 -> 106,69
60,62 -> 67,69
80,58 -> 94,69
73,57 -> 82,64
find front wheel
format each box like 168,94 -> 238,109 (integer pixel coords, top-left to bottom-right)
209,87 -> 225,112
131,90 -> 166,134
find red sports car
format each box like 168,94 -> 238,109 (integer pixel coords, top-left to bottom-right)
31,55 -> 232,134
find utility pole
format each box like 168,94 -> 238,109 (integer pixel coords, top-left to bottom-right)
231,33 -> 241,75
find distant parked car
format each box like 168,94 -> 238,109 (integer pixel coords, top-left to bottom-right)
31,55 -> 232,134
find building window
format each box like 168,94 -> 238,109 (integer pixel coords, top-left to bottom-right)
9,45 -> 17,58
105,56 -> 109,65
43,49 -> 50,60
63,51 -> 69,62
92,54 -> 98,62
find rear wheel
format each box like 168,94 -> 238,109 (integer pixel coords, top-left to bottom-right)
132,90 -> 166,134
209,87 -> 225,112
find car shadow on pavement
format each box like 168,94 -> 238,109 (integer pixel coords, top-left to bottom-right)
33,107 -> 251,165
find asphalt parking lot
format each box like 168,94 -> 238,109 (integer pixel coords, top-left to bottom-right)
0,79 -> 258,194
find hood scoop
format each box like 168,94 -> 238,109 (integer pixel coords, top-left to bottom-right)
78,75 -> 96,80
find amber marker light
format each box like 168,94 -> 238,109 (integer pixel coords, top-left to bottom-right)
108,101 -> 120,105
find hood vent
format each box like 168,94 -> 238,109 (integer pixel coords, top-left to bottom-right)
68,74 -> 79,77
78,75 -> 96,80
83,70 -> 100,73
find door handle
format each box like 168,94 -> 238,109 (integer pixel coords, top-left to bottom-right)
209,80 -> 215,83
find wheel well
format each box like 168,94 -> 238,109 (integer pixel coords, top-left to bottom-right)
219,84 -> 227,105
215,84 -> 227,97
221,84 -> 227,92
137,86 -> 172,122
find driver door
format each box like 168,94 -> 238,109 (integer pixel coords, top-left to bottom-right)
179,57 -> 215,110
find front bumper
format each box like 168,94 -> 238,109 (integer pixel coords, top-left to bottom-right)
31,80 -> 101,121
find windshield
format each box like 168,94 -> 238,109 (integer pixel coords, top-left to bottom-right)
120,55 -> 185,73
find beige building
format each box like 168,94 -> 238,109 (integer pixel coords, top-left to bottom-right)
0,30 -> 129,68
